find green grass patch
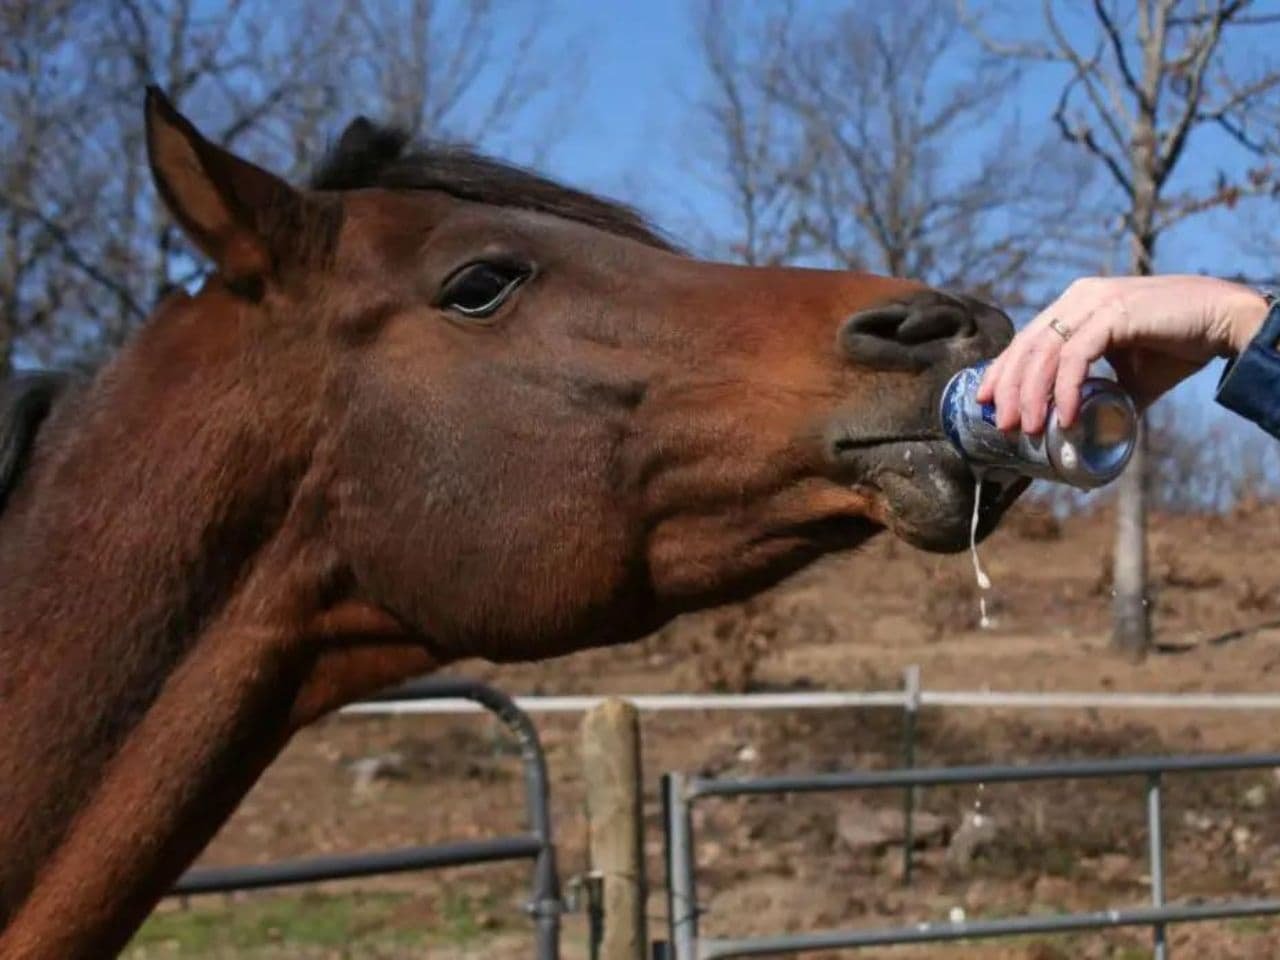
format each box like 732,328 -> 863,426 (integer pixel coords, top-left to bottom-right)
1109,947 -> 1152,960
126,891 -> 423,957
437,890 -> 501,944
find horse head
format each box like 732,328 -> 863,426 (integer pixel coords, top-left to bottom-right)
147,90 -> 1021,664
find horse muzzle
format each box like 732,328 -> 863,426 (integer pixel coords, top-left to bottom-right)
826,290 -> 1024,551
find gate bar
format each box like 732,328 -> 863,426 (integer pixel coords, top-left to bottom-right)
174,836 -> 544,894
696,899 -> 1280,959
174,677 -> 562,960
688,751 -> 1280,798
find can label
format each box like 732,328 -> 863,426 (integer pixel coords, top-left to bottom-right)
941,362 -> 1054,479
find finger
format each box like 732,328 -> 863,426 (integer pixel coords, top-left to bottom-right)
992,314 -> 1057,431
1018,333 -> 1062,435
976,350 -> 1006,403
993,335 -> 1036,432
1053,322 -> 1112,427
1053,349 -> 1091,428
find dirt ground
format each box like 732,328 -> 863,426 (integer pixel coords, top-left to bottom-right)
128,499 -> 1280,959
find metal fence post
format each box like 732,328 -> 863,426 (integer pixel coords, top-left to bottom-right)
584,873 -> 605,960
447,681 -> 562,960
663,773 -> 698,960
1147,772 -> 1168,960
901,664 -> 921,886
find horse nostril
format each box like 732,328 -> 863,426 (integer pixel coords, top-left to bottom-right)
898,304 -> 976,343
840,298 -> 979,371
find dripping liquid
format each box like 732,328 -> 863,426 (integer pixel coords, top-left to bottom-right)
968,475 -> 993,822
969,475 -> 992,629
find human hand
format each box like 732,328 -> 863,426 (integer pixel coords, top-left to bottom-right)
977,275 -> 1270,433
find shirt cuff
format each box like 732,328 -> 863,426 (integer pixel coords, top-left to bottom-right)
1216,299 -> 1280,440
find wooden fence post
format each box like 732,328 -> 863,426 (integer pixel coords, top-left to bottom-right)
581,698 -> 648,960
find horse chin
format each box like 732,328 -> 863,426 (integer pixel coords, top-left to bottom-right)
846,440 -> 1027,553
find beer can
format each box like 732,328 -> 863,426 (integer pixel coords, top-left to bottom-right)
939,360 -> 1137,489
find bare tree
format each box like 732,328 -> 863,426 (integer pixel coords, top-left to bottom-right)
0,0 -> 93,370
693,0 -> 1097,307
695,1 -> 807,267
345,0 -> 570,160
0,0 -> 572,372
961,0 -> 1280,659
0,0 -> 352,367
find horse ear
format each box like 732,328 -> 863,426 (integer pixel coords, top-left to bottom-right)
144,86 -> 306,295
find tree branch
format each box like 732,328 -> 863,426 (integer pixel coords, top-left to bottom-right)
8,199 -> 148,322
953,0 -> 1060,61
1044,0 -> 1132,154
1052,72 -> 1135,197
1093,0 -> 1145,107
1200,72 -> 1280,117
1169,3 -> 1278,28
1154,177 -> 1278,231
1211,114 -> 1273,155
1154,43 -> 1215,181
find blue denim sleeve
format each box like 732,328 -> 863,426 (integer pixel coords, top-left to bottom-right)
1215,299 -> 1280,440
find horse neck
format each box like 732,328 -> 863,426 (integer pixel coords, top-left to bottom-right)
0,306 -> 320,920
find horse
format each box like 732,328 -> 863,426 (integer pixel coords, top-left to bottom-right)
0,87 -> 1024,958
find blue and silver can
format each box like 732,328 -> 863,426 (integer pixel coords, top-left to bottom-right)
939,360 -> 1138,489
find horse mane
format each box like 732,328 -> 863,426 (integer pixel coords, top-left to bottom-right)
0,372 -> 71,516
309,118 -> 678,252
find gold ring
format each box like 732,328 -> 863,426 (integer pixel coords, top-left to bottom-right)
1048,317 -> 1072,342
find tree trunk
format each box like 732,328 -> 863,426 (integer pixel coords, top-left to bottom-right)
1111,225 -> 1156,659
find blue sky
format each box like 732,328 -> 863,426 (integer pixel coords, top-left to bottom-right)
490,1 -> 725,241
518,2 -> 1272,278
485,1 -> 1278,485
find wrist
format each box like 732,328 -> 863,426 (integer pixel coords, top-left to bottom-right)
1225,286 -> 1272,355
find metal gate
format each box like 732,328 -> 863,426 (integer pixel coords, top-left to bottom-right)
170,677 -> 563,960
661,752 -> 1280,959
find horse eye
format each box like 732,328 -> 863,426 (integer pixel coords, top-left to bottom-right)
437,261 -> 529,319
